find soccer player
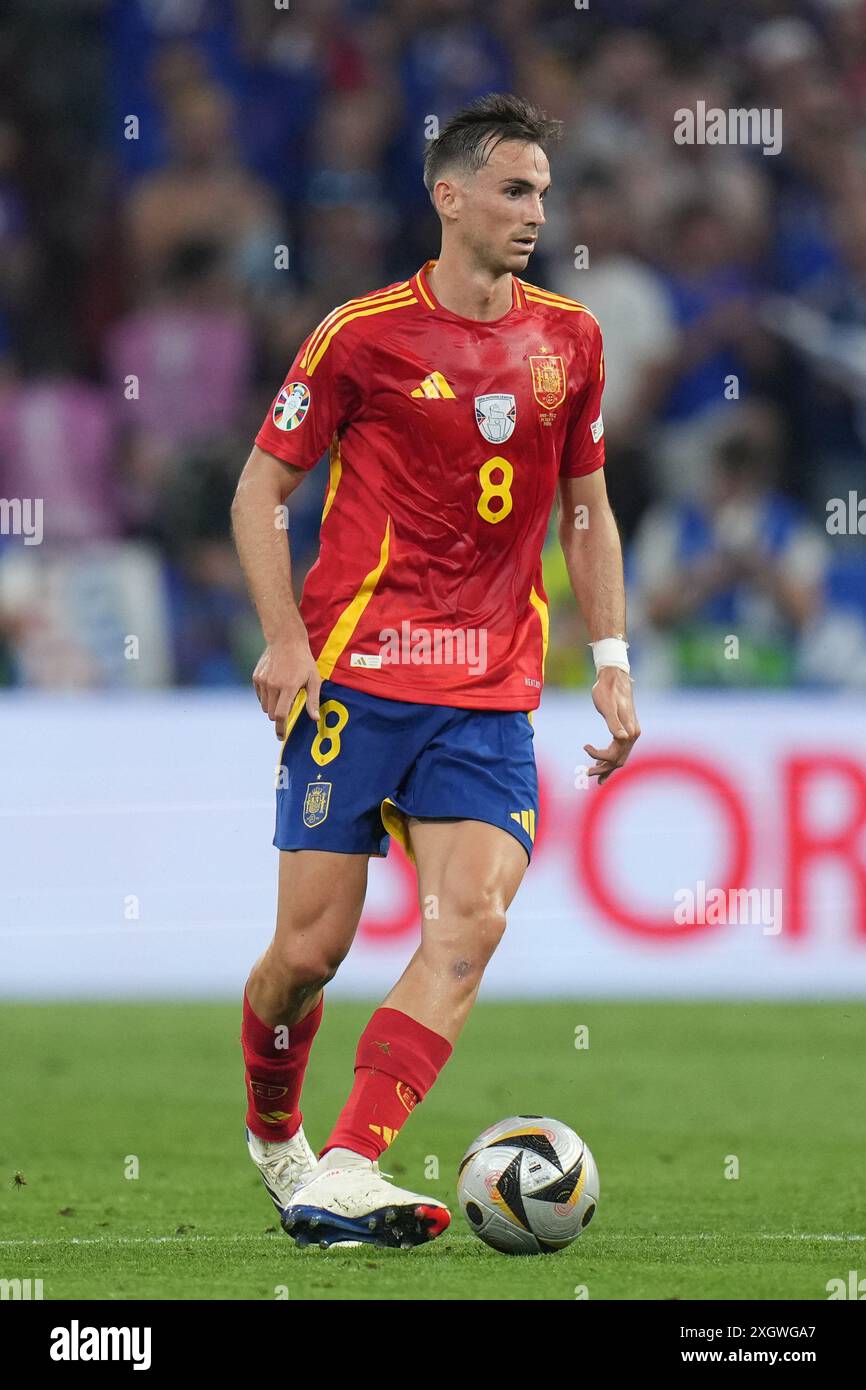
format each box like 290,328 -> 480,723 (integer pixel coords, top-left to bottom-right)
231,93 -> 640,1249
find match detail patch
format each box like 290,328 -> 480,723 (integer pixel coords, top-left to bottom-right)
590,411 -> 604,443
475,393 -> 516,443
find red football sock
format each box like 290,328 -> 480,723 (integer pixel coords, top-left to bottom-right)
321,1006 -> 453,1160
242,990 -> 323,1143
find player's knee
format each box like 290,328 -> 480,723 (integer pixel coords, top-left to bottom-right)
270,934 -> 348,991
430,888 -> 508,968
286,949 -> 343,990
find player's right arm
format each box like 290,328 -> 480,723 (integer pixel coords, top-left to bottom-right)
231,444 -> 322,735
232,313 -> 360,737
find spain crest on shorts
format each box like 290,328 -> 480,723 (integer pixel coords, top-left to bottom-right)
529,355 -> 566,409
303,780 -> 331,827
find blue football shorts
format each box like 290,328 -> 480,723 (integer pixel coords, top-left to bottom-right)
273,679 -> 539,862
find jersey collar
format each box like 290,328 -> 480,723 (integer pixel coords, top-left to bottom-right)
414,259 -> 524,322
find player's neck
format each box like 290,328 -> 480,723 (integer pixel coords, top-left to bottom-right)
426,255 -> 513,323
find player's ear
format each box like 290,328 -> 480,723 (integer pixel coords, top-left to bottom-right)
434,177 -> 459,221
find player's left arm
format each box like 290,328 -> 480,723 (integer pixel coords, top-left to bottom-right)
557,317 -> 639,784
557,469 -> 640,784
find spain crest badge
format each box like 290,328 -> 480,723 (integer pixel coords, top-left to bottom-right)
529,355 -> 566,410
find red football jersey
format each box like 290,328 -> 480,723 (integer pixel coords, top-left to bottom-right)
254,259 -> 605,710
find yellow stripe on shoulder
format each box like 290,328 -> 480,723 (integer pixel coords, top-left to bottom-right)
520,280 -> 589,310
305,293 -> 418,376
301,282 -> 415,372
303,280 -> 412,360
520,282 -> 601,328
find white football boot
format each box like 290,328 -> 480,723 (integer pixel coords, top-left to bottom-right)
246,1125 -> 317,1216
281,1147 -> 451,1250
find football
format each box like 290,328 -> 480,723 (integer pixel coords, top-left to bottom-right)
456,1115 -> 599,1254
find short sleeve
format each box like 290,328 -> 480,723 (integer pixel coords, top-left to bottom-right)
254,319 -> 360,470
559,317 -> 606,479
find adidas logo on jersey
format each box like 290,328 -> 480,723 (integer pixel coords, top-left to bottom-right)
411,371 -> 456,399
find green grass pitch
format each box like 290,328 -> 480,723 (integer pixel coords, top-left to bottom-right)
1,1000 -> 863,1300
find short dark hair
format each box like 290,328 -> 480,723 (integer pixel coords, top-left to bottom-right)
423,93 -> 562,204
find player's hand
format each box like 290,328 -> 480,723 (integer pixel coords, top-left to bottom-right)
584,667 -> 640,785
252,636 -> 322,739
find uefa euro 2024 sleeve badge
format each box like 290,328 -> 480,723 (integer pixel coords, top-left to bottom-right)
273,382 -> 311,431
475,394 -> 516,443
303,780 -> 331,827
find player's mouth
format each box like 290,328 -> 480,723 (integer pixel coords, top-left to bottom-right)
511,237 -> 536,251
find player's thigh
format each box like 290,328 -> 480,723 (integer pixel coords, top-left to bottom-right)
273,848 -> 370,976
408,818 -> 528,958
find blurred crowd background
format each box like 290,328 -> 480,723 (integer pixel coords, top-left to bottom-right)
0,0 -> 865,691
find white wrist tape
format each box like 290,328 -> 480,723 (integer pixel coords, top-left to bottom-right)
590,637 -> 630,674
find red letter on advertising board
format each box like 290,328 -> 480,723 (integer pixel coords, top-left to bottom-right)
578,754 -> 750,940
785,756 -> 866,939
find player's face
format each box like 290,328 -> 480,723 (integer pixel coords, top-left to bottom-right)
461,140 -> 551,275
